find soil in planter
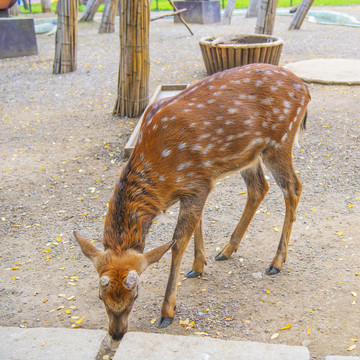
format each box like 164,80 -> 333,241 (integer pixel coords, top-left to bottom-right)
215,36 -> 276,45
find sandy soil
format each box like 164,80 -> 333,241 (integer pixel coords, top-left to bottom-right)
1,6 -> 359,359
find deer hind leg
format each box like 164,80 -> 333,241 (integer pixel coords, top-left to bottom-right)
215,161 -> 269,261
263,152 -> 302,275
185,218 -> 207,278
159,189 -> 210,328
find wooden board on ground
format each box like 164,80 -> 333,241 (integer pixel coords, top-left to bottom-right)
124,84 -> 189,158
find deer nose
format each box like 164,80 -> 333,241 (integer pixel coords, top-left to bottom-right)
110,330 -> 125,341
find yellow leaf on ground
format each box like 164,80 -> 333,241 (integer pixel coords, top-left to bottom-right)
281,324 -> 292,330
307,329 -> 311,335
347,344 -> 356,351
271,333 -> 279,340
151,318 -> 156,325
76,317 -> 85,324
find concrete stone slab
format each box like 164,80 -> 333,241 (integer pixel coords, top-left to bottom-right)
284,59 -> 360,85
326,357 -> 360,360
114,332 -> 310,360
0,327 -> 109,360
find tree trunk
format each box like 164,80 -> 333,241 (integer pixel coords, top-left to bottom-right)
113,0 -> 150,118
289,0 -> 314,30
246,0 -> 259,18
53,0 -> 78,74
222,0 -> 236,25
41,0 -> 52,13
80,0 -> 104,21
255,0 -> 278,35
22,0 -> 29,11
99,0 -> 119,33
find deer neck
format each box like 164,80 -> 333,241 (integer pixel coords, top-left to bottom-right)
102,158 -> 161,253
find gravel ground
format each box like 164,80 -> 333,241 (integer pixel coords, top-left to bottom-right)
1,6 -> 360,359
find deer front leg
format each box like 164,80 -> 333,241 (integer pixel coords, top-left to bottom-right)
159,193 -> 208,328
185,218 -> 207,278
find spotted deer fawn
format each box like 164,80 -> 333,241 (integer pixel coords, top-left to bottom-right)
74,63 -> 310,340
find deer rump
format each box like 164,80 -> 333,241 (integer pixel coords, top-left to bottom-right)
75,63 -> 311,339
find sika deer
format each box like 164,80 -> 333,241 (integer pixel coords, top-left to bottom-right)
74,63 -> 310,339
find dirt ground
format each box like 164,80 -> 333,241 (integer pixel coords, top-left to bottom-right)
1,6 -> 359,360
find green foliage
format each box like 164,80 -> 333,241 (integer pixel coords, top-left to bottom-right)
150,0 -> 360,11
20,2 -> 97,14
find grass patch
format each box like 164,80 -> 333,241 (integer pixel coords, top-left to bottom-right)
151,0 -> 360,11
20,3 -> 98,14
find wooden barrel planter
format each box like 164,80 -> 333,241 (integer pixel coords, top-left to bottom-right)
199,34 -> 284,75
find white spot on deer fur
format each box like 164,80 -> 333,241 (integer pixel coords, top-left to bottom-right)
277,80 -> 283,86
279,115 -> 286,121
271,124 -> 278,130
162,149 -> 171,157
184,109 -> 191,113
281,133 -> 288,142
294,83 -> 302,90
234,100 -> 242,106
216,116 -> 223,121
244,119 -> 252,125
284,100 -> 291,108
228,108 -> 237,114
216,128 -> 224,134
203,161 -> 213,167
192,144 -> 202,151
227,135 -> 235,141
256,80 -> 263,87
204,121 -> 211,126
273,108 -> 280,114
209,85 -> 214,90
262,122 -> 270,128
170,116 -> 177,121
289,92 -> 295,98
162,125 -> 168,130
178,143 -> 187,150
176,177 -> 182,183
199,133 -> 211,140
248,95 -> 256,100
244,78 -> 250,83
235,80 -> 241,84
289,122 -> 293,131
283,108 -> 290,114
158,176 -> 165,182
189,122 -> 196,127
239,94 -> 246,99
297,107 -> 302,115
225,120 -> 233,125
207,99 -> 215,104
153,124 -> 158,131
265,70 -> 272,75
261,97 -> 274,105
197,104 -> 205,108
220,85 -> 227,89
188,103 -> 194,106
203,143 -> 215,154
161,117 -> 168,122
271,86 -> 278,91
214,91 -> 221,96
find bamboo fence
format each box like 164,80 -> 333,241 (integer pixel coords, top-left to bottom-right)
53,0 -> 78,74
199,34 -> 283,75
113,0 -> 150,118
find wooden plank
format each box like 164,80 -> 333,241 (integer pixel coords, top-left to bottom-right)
124,84 -> 189,158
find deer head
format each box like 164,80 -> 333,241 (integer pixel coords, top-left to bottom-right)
73,231 -> 174,340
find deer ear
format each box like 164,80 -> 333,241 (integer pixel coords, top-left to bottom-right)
140,239 -> 175,272
74,231 -> 102,266
124,270 -> 140,290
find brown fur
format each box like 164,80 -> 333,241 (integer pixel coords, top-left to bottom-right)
75,63 -> 311,340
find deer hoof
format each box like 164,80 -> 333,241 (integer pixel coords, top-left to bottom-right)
215,252 -> 228,261
158,317 -> 174,328
265,265 -> 280,275
185,270 -> 202,278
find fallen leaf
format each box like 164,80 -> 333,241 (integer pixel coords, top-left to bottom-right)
351,292 -> 357,297
307,328 -> 311,335
271,333 -> 279,340
281,324 -> 292,330
76,317 -> 85,324
347,344 -> 356,351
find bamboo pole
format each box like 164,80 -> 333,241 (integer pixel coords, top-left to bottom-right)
53,0 -> 78,74
289,0 -> 314,30
255,0 -> 278,35
113,0 -> 150,118
99,0 -> 119,33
